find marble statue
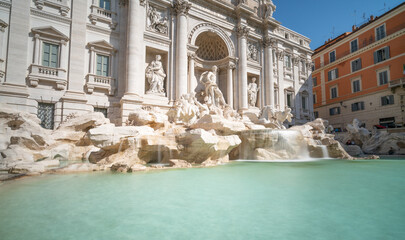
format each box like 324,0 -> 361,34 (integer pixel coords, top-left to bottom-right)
258,105 -> 293,129
264,0 -> 276,19
248,42 -> 258,61
146,55 -> 166,95
248,77 -> 260,107
199,66 -> 226,108
147,6 -> 168,34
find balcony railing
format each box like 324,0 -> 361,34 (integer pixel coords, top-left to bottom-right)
28,64 -> 67,90
389,78 -> 405,88
86,74 -> 115,95
89,5 -> 117,29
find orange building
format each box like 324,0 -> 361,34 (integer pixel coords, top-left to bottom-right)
312,2 -> 405,131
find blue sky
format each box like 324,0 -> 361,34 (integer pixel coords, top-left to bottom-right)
272,0 -> 404,50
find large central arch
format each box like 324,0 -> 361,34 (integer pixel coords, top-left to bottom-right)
188,22 -> 235,58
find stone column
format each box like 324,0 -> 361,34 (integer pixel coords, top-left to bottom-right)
263,36 -> 274,107
237,25 -> 249,111
174,0 -> 191,98
126,0 -> 146,96
227,62 -> 235,108
89,47 -> 95,74
276,49 -> 285,110
188,52 -> 196,93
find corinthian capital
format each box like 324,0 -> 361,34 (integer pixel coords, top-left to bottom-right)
236,25 -> 250,38
173,0 -> 191,15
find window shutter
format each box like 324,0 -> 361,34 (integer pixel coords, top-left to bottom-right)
96,55 -> 102,76
361,102 -> 364,110
43,43 -> 50,66
358,58 -> 362,69
385,46 -> 390,59
50,45 -> 58,68
373,51 -> 378,64
328,71 -> 331,81
351,61 -> 355,72
389,95 -> 394,104
103,56 -> 109,76
351,103 -> 355,111
337,107 -> 340,114
335,68 -> 339,78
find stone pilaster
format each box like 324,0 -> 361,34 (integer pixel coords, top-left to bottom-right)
276,49 -> 285,110
188,52 -> 197,93
174,0 -> 191,98
237,25 -> 249,111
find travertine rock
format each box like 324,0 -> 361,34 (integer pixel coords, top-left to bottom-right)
343,145 -> 364,157
128,108 -> 168,130
190,114 -> 246,135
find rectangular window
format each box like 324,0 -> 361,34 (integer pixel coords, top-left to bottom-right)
284,55 -> 291,68
329,107 -> 340,116
351,58 -> 362,72
99,0 -> 111,10
302,96 -> 307,110
38,103 -> 55,130
313,94 -> 316,104
350,39 -> 358,53
351,102 -> 365,112
381,95 -> 394,106
313,77 -> 317,86
376,25 -> 386,41
311,62 -> 315,71
94,107 -> 108,118
331,86 -> 338,99
314,111 -> 319,119
328,69 -> 338,81
42,42 -> 59,68
352,79 -> 361,93
378,70 -> 388,85
286,92 -> 294,108
329,51 -> 336,63
96,54 -> 110,76
374,47 -> 390,63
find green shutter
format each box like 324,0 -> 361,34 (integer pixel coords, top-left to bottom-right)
385,46 -> 390,60
43,43 -> 50,66
374,51 -> 378,64
50,45 -> 58,68
96,55 -> 102,76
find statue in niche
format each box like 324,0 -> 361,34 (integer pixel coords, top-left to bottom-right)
264,0 -> 276,19
248,77 -> 260,107
199,65 -> 227,108
145,55 -> 166,95
147,6 -> 168,34
248,42 -> 258,61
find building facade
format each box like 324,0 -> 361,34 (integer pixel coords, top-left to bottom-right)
0,0 -> 313,128
312,3 -> 405,131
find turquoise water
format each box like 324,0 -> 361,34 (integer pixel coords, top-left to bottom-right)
0,159 -> 404,240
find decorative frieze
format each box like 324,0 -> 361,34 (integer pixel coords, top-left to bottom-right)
147,6 -> 168,34
236,25 -> 249,38
247,41 -> 258,62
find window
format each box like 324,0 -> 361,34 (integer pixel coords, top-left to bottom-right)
284,55 -> 291,68
378,70 -> 389,85
38,103 -> 55,129
299,40 -> 303,45
94,107 -> 108,118
351,58 -> 362,72
99,0 -> 111,10
328,68 -> 338,81
314,111 -> 319,119
350,39 -> 358,53
381,95 -> 394,106
96,54 -> 110,76
374,46 -> 390,63
352,79 -> 361,93
313,77 -> 317,86
376,25 -> 386,41
331,86 -> 338,99
285,33 -> 289,39
329,107 -> 340,116
313,93 -> 317,104
301,95 -> 308,110
42,42 -> 59,68
286,91 -> 294,108
351,102 -> 365,111
311,63 -> 315,71
329,51 -> 336,63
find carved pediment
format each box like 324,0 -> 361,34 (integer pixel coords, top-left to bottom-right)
87,40 -> 116,52
32,26 -> 69,41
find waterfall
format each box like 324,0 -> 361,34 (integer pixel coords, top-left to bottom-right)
319,145 -> 330,159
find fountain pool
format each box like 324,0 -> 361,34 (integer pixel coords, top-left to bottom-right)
0,158 -> 404,240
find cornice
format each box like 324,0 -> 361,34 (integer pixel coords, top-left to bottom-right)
0,0 -> 11,9
86,24 -> 120,37
312,28 -> 405,74
30,8 -> 71,24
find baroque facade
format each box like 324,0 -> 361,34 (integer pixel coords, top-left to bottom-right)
0,0 -> 313,128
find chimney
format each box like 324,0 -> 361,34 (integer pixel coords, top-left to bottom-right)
370,15 -> 374,21
352,25 -> 356,31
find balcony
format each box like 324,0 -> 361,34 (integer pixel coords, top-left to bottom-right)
389,78 -> 405,88
86,74 -> 115,95
28,64 -> 67,90
89,5 -> 117,30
